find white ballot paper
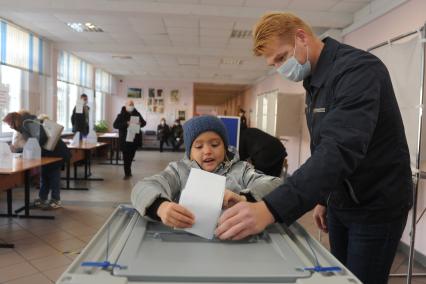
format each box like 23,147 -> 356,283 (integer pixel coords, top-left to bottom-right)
75,100 -> 84,114
179,168 -> 226,239
126,116 -> 140,142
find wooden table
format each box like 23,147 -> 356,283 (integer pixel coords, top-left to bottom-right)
62,141 -> 108,191
98,133 -> 122,165
0,156 -> 63,240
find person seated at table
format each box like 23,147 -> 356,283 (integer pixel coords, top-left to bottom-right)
131,115 -> 282,228
170,119 -> 184,151
2,112 -> 70,210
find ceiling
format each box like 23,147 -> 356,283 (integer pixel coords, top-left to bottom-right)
0,0 -> 373,85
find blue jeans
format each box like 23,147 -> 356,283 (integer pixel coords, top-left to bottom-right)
327,207 -> 407,284
39,163 -> 62,201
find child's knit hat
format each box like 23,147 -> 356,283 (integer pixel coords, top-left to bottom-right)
183,115 -> 228,158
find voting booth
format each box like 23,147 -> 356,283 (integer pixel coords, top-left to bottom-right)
218,116 -> 240,150
56,205 -> 361,284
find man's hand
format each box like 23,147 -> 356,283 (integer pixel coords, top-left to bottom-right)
313,204 -> 328,233
223,189 -> 246,209
215,201 -> 275,240
157,201 -> 195,228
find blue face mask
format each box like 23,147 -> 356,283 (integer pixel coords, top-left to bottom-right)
276,41 -> 311,82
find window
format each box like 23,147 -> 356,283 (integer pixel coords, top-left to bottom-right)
56,81 -> 78,132
0,65 -> 22,135
95,91 -> 104,124
256,90 -> 278,136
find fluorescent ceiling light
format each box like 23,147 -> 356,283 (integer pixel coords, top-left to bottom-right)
67,22 -> 103,32
221,58 -> 243,65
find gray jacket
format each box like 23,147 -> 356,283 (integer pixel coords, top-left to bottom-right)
131,151 -> 282,217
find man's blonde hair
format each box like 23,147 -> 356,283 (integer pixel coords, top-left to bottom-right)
253,12 -> 314,56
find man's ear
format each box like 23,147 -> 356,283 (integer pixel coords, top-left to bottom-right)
295,29 -> 308,46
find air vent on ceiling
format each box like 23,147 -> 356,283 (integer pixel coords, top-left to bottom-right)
221,58 -> 243,65
67,22 -> 103,32
230,29 -> 252,39
112,55 -> 133,60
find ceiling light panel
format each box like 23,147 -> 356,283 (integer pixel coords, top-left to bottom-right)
67,22 -> 103,32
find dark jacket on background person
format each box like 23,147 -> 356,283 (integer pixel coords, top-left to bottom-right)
71,105 -> 90,135
263,37 -> 413,226
239,128 -> 287,177
113,107 -> 146,148
171,123 -> 183,140
20,113 -> 70,167
157,123 -> 170,141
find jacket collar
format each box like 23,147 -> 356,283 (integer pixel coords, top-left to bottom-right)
304,37 -> 340,91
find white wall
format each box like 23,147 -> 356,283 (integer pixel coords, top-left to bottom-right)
107,79 -> 194,132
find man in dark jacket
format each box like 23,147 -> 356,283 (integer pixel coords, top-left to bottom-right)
239,127 -> 287,177
216,13 -> 412,284
113,100 -> 146,179
71,93 -> 90,137
3,112 -> 70,209
170,119 -> 184,151
157,118 -> 170,152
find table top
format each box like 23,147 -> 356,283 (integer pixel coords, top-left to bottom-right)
0,156 -> 63,174
98,132 -> 119,138
63,140 -> 107,150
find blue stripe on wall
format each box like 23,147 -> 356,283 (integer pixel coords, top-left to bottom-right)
38,39 -> 43,73
29,33 -> 34,71
0,21 -> 7,64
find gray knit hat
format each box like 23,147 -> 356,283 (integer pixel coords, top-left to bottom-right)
183,115 -> 228,158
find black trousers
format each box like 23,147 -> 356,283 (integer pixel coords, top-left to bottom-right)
122,145 -> 137,176
159,138 -> 169,152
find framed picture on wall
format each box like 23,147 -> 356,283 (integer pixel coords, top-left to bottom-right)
157,89 -> 163,97
178,110 -> 186,121
127,87 -> 142,98
170,89 -> 179,103
149,88 -> 155,98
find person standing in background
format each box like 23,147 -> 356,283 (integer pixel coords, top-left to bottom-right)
239,109 -> 248,131
157,118 -> 170,152
113,100 -> 146,179
71,93 -> 90,137
3,112 -> 70,209
170,119 -> 184,151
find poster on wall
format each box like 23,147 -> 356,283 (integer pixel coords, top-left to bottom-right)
147,96 -> 164,113
127,87 -> 142,98
156,89 -> 163,97
178,110 -> 186,121
149,88 -> 155,98
170,89 -> 179,103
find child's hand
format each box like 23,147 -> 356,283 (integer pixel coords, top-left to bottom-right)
157,201 -> 195,228
223,189 -> 246,209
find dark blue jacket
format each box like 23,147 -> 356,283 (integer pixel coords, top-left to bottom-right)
263,37 -> 412,225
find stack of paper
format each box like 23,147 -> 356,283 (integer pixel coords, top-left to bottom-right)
126,116 -> 140,142
179,168 -> 226,239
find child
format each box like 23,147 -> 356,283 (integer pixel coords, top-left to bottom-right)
131,115 -> 282,228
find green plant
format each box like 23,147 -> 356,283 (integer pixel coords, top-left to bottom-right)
95,120 -> 109,133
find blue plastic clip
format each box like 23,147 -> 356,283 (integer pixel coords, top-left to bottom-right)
81,261 -> 127,270
119,205 -> 135,214
304,266 -> 342,272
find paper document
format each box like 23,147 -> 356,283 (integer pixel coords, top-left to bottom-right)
179,168 -> 226,239
126,124 -> 140,142
130,116 -> 139,124
75,100 -> 84,114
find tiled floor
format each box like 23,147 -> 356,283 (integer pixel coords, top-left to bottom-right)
0,150 -> 425,283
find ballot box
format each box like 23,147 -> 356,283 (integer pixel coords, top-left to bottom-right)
56,205 -> 361,284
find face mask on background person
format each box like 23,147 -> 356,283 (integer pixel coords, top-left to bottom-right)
126,106 -> 134,112
276,39 -> 311,82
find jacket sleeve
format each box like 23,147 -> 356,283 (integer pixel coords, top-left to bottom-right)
139,114 -> 147,127
240,162 -> 283,201
71,107 -> 76,127
113,113 -> 128,130
263,65 -> 381,225
131,162 -> 182,217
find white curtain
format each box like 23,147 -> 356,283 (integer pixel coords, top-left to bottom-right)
370,34 -> 423,170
